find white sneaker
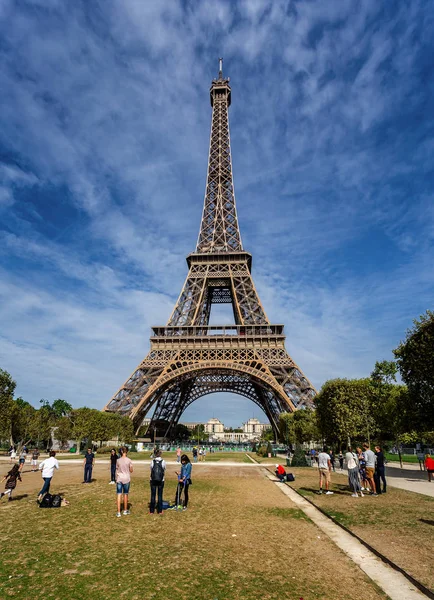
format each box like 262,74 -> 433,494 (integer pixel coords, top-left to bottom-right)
360,492 -> 364,497
325,491 -> 334,495
116,512 -> 121,518
351,493 -> 358,497
123,510 -> 130,515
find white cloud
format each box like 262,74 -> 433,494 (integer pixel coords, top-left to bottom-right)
0,0 -> 433,426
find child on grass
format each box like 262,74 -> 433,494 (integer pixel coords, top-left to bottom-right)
0,464 -> 22,502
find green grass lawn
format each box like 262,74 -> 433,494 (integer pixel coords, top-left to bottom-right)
384,452 -> 420,464
55,451 -> 254,463
0,462 -> 388,600
287,466 -> 434,592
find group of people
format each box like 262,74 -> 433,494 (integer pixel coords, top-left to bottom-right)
315,444 -> 387,497
114,447 -> 192,517
2,445 -> 194,517
190,446 -> 206,463
1,449 -> 59,503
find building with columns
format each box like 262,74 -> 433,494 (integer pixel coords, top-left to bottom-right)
204,417 -> 270,442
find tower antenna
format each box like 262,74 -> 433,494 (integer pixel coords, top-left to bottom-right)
219,57 -> 223,79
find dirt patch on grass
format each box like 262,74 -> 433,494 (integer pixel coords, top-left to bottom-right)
289,466 -> 434,592
0,462 -> 387,600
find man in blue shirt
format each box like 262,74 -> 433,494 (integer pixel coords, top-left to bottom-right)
83,448 -> 95,483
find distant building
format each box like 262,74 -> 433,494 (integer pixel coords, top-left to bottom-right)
204,418 -> 224,436
204,417 -> 270,442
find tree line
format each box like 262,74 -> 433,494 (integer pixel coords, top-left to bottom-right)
0,370 -> 133,451
280,310 -> 434,450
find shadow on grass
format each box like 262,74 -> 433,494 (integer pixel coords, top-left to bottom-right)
9,494 -> 29,501
420,519 -> 434,526
299,486 -> 350,496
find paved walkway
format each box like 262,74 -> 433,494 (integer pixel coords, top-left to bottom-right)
268,473 -> 430,600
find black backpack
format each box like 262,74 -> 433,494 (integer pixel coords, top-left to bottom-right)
51,494 -> 62,508
151,459 -> 164,483
39,493 -> 53,508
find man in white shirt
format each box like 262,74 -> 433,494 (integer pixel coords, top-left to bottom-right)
37,450 -> 59,502
318,447 -> 333,495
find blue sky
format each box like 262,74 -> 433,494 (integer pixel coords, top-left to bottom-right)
1,0 -> 433,427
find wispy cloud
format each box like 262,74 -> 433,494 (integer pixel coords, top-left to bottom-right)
1,0 -> 433,425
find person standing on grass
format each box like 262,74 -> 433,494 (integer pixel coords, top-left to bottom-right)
362,443 -> 377,496
176,446 -> 181,463
83,448 -> 95,483
356,447 -> 369,491
345,446 -> 363,497
338,451 -> 344,470
425,454 -> 434,482
37,451 -> 59,502
329,449 -> 336,472
318,447 -> 333,494
192,446 -> 198,463
177,454 -> 192,510
116,446 -> 133,517
374,445 -> 387,494
9,446 -> 16,462
0,464 -> 22,502
18,447 -> 27,472
149,449 -> 166,515
109,449 -> 118,484
31,448 -> 40,472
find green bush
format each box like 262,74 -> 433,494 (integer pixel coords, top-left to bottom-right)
96,446 -> 117,454
291,447 -> 308,467
257,445 -> 268,457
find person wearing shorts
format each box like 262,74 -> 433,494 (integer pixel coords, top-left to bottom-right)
318,448 -> 333,494
115,446 -> 133,518
31,449 -> 40,472
425,454 -> 434,482
18,448 -> 27,472
363,443 -> 377,496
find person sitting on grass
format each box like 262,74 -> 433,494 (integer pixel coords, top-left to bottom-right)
318,447 -> 333,495
425,453 -> 434,482
115,446 -> 133,518
0,464 -> 22,502
275,464 -> 287,482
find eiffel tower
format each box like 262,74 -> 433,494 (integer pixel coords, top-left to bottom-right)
104,60 -> 316,438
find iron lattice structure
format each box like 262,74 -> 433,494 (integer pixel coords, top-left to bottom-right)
104,62 -> 316,438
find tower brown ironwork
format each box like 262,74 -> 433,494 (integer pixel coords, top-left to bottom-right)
104,61 -> 316,438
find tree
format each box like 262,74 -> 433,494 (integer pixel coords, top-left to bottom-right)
315,378 -> 373,447
190,424 -> 208,442
0,369 -> 16,443
70,408 -> 97,452
394,310 -> 434,431
55,417 -> 73,449
173,423 -> 191,441
279,413 -> 296,446
51,399 -> 72,419
293,408 -> 320,444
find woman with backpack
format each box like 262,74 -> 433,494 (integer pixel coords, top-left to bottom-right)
346,446 -> 364,497
149,449 -> 166,515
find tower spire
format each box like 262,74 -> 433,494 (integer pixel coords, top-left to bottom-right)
196,61 -> 242,253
